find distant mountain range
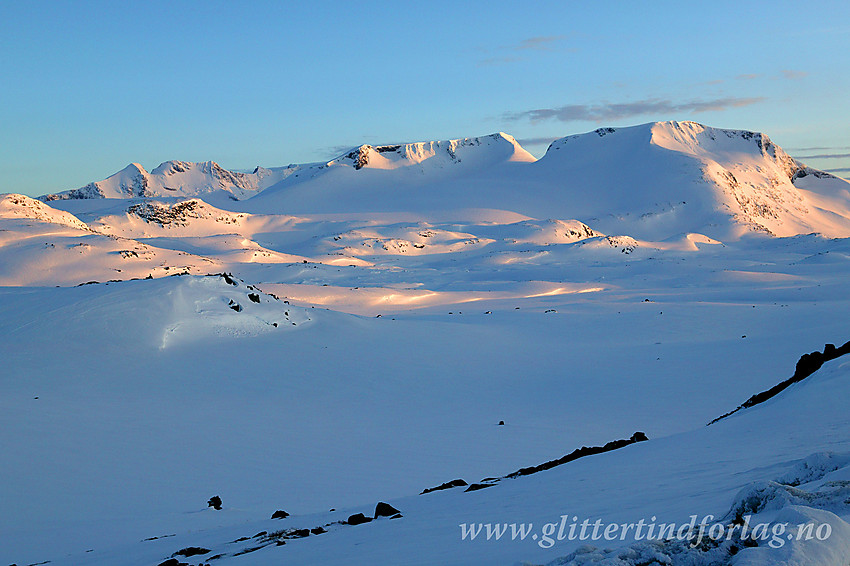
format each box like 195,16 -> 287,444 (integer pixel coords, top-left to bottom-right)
38,122 -> 850,240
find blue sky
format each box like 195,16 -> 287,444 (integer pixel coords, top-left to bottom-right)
2,0 -> 849,196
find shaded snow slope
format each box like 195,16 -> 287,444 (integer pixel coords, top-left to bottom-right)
5,296 -> 848,565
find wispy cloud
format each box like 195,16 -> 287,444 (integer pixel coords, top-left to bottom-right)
781,69 -> 808,80
477,35 -> 570,66
787,146 -> 850,152
514,36 -> 566,51
505,97 -> 765,123
828,167 -> 850,172
737,73 -> 760,80
478,55 -> 524,67
797,152 -> 850,160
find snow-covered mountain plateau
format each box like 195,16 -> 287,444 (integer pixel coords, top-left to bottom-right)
3,121 -> 850,566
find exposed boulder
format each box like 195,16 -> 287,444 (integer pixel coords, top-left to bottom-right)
207,495 -> 222,510
347,513 -> 372,525
374,502 -> 401,518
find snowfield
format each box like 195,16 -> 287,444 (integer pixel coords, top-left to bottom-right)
2,121 -> 850,566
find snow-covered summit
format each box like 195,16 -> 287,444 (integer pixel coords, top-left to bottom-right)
40,160 -> 294,203
536,121 -> 850,239
326,132 -> 535,171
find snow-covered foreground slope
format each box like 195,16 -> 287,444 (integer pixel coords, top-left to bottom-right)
2,251 -> 850,565
64,346 -> 847,566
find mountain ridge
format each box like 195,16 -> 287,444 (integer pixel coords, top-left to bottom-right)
33,121 -> 850,240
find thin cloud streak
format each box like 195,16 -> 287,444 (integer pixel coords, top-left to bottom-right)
477,35 -> 570,66
781,69 -> 809,80
796,153 -> 850,160
478,55 -> 523,67
515,36 -> 566,51
506,97 -> 765,123
786,146 -> 850,152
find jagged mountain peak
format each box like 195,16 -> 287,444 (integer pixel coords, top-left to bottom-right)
325,132 -> 535,171
122,162 -> 148,175
40,159 -> 297,204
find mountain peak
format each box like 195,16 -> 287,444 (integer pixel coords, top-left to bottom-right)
536,121 -> 850,239
123,162 -> 149,175
325,133 -> 534,171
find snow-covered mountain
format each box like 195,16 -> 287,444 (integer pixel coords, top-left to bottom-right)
327,132 -> 535,171
40,160 -> 297,203
39,133 -> 533,205
535,121 -> 850,239
244,121 -> 850,240
37,123 -> 850,240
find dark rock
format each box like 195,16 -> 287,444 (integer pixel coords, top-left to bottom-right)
498,420 -> 505,425
271,510 -> 289,519
374,502 -> 401,518
465,483 -> 497,492
247,293 -> 260,303
172,547 -> 210,557
207,495 -> 222,510
311,527 -> 327,534
421,479 -> 468,494
157,560 -> 187,566
233,545 -> 264,556
347,513 -> 372,525
505,432 -> 650,479
390,513 -> 403,519
708,339 -> 850,425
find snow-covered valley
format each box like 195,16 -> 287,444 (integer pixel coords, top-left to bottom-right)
2,121 -> 850,566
